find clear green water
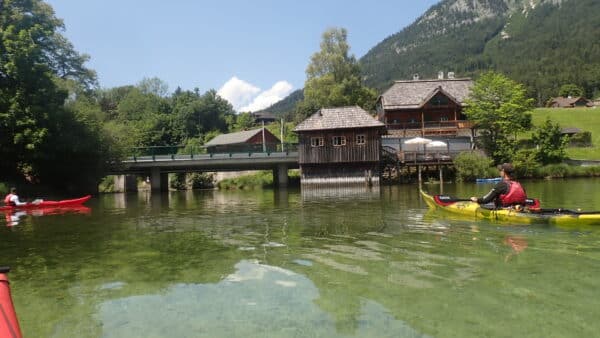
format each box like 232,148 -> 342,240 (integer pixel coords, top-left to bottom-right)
2,179 -> 600,338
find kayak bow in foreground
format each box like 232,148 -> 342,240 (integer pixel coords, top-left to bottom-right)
420,190 -> 600,226
0,267 -> 22,338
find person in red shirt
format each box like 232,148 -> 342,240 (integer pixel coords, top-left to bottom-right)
3,187 -> 26,207
470,163 -> 527,208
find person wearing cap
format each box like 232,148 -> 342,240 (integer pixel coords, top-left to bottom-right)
3,187 -> 27,207
470,163 -> 527,208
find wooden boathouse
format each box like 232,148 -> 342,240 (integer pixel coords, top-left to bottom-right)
294,106 -> 386,186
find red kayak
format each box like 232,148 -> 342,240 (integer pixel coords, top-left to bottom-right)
0,267 -> 22,338
0,195 -> 91,212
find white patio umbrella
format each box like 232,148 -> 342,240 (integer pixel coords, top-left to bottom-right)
404,137 -> 432,151
403,137 -> 432,145
425,140 -> 447,148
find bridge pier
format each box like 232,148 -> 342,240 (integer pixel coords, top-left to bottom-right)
150,167 -> 169,192
114,175 -> 138,193
273,164 -> 289,188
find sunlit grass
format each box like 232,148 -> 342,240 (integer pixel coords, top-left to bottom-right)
529,107 -> 600,160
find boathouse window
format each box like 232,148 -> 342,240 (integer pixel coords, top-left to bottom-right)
356,134 -> 366,145
310,137 -> 324,147
332,136 -> 346,146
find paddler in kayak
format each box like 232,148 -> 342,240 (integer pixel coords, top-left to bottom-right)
3,188 -> 26,207
470,163 -> 527,208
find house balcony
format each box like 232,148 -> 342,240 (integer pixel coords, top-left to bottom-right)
385,120 -> 474,138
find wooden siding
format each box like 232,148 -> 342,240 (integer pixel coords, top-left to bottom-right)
297,128 -> 382,164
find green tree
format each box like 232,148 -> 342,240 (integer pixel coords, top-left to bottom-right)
296,28 -> 377,121
531,118 -> 568,165
0,0 -> 98,183
464,72 -> 534,163
231,112 -> 255,131
558,84 -> 584,98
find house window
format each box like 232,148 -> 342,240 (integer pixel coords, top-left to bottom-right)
332,136 -> 346,146
310,137 -> 324,147
356,134 -> 366,145
440,116 -> 449,121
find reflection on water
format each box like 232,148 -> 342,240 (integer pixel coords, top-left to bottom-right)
301,185 -> 381,201
2,181 -> 600,337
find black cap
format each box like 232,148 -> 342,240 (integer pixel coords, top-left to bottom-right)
497,163 -> 514,174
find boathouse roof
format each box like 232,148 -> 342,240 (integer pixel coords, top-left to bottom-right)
294,106 -> 384,132
379,78 -> 473,110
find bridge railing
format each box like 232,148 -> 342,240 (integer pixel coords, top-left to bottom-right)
129,143 -> 299,162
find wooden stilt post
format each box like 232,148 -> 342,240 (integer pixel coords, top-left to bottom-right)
439,166 -> 444,194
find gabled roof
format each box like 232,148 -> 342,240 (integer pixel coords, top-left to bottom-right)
204,128 -> 276,146
251,111 -> 277,120
379,78 -> 473,109
294,106 -> 385,132
548,96 -> 591,107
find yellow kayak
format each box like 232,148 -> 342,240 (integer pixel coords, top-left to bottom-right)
420,190 -> 600,227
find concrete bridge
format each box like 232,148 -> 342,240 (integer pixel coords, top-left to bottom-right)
109,151 -> 299,191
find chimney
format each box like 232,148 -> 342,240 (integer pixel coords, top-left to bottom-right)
438,71 -> 444,80
447,72 -> 455,79
413,73 -> 420,81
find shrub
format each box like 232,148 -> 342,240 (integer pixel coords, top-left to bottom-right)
217,171 -> 273,190
569,131 -> 592,147
170,173 -> 214,190
453,151 -> 493,182
512,149 -> 541,178
98,176 -> 115,193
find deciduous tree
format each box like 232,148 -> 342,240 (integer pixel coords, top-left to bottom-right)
296,28 -> 377,120
464,72 -> 534,163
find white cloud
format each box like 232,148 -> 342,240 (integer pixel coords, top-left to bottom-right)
240,81 -> 294,112
217,77 -> 260,111
217,77 -> 294,113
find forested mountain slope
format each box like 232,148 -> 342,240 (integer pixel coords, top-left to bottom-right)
360,0 -> 600,105
261,0 -> 599,114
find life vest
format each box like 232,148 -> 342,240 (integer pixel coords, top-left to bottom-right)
499,181 -> 527,207
4,194 -> 15,206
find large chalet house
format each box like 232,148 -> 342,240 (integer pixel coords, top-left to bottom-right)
294,106 -> 386,186
376,74 -> 474,139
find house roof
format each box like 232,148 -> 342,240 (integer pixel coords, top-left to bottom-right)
548,97 -> 591,107
561,127 -> 582,134
204,128 -> 277,146
379,78 -> 473,109
251,111 -> 277,120
294,106 -> 385,132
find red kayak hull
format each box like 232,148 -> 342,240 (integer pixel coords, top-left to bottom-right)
0,195 -> 91,212
0,271 -> 23,338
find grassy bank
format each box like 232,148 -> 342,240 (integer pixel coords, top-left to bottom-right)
217,170 -> 300,190
530,107 -> 600,159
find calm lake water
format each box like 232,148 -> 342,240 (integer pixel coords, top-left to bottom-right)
3,179 -> 600,338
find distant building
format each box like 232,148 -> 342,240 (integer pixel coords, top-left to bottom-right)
294,106 -> 386,186
376,75 -> 474,138
204,128 -> 280,153
250,111 -> 278,124
547,97 -> 593,108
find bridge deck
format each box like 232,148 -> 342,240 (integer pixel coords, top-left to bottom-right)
110,151 -> 300,175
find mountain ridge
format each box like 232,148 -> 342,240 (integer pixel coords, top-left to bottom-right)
261,0 -> 598,115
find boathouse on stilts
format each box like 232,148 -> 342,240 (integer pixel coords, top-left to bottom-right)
294,106 -> 386,187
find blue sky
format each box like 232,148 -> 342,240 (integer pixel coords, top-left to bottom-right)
46,0 -> 439,111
